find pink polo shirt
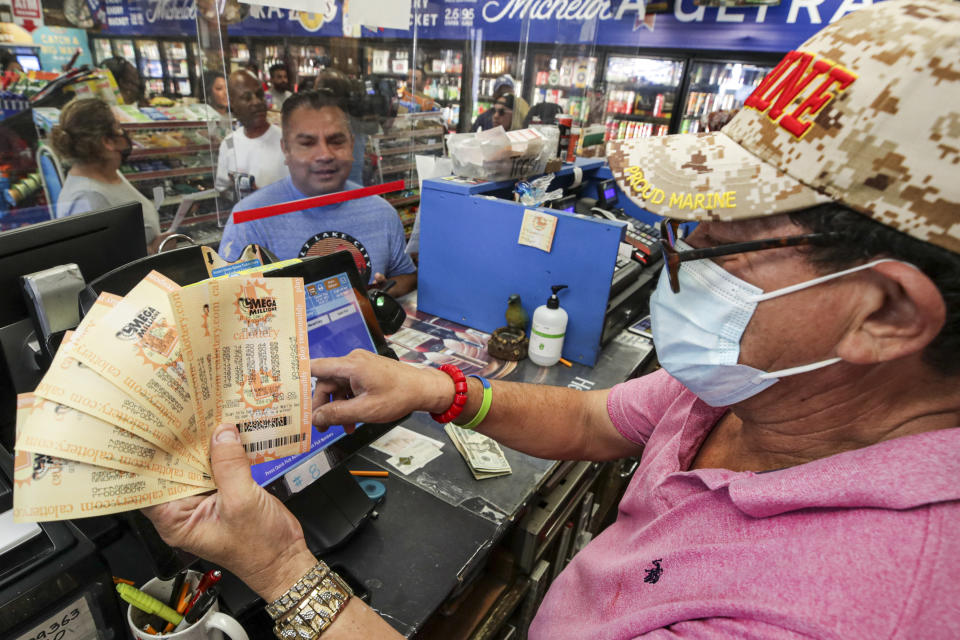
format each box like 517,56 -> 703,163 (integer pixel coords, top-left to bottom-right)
530,369 -> 960,639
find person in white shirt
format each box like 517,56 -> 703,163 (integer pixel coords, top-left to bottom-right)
267,63 -> 292,110
214,70 -> 289,196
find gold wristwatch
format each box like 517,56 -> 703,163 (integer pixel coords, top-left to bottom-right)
266,561 -> 354,638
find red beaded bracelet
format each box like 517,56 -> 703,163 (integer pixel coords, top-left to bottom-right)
430,364 -> 468,424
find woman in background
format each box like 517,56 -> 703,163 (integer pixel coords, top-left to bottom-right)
203,69 -> 229,116
51,98 -> 165,253
202,69 -> 233,139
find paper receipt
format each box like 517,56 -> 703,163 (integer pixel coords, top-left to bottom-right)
67,271 -> 201,457
13,395 -> 207,523
209,276 -> 312,463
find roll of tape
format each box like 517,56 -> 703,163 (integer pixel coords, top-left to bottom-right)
570,166 -> 583,189
359,479 -> 386,501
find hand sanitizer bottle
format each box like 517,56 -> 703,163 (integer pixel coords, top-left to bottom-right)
528,285 -> 568,366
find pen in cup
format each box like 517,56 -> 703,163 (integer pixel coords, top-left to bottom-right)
175,585 -> 221,631
185,569 -> 222,611
167,570 -> 186,609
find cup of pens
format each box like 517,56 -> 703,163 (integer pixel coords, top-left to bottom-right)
120,569 -> 249,640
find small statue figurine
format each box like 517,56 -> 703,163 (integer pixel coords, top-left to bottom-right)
489,294 -> 529,361
505,294 -> 528,331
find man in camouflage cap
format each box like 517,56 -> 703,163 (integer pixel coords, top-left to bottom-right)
144,2 -> 959,638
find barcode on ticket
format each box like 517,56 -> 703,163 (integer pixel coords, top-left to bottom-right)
243,432 -> 307,453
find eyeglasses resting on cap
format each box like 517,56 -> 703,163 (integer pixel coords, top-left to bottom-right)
658,219 -> 839,293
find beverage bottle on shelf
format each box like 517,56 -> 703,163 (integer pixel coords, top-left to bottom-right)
653,94 -> 664,118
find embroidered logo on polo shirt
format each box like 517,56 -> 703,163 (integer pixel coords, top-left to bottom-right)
644,559 -> 663,584
298,231 -> 372,281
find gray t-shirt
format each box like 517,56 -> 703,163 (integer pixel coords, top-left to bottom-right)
57,172 -> 161,244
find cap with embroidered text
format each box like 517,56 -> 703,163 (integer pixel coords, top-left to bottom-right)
607,0 -> 960,253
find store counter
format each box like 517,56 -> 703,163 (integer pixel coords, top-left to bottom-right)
165,292 -> 657,637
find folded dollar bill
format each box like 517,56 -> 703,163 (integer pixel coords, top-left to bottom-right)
444,423 -> 512,480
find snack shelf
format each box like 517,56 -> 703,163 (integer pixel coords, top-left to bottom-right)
161,191 -> 219,207
373,126 -> 446,142
386,195 -> 421,207
609,113 -> 672,124
378,141 -> 444,157
128,144 -> 211,159
380,162 -> 417,175
126,166 -> 214,182
119,120 -> 213,130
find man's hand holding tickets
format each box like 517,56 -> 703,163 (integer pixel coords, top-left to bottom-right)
12,271 -> 313,523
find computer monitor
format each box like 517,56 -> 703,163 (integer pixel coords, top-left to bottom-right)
597,178 -> 618,208
254,252 -> 404,552
15,54 -> 41,71
552,194 -> 577,213
252,251 -> 395,488
0,203 -> 147,450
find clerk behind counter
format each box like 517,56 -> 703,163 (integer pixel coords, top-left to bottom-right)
50,97 -> 166,253
218,91 -> 417,296
145,2 -> 960,638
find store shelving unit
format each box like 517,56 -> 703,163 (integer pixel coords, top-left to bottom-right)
229,43 -> 250,72
421,47 -> 463,129
118,119 -> 220,219
369,112 -> 445,238
531,54 -> 598,123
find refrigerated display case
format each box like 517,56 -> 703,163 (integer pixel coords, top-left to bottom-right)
136,40 -> 165,97
114,39 -> 136,62
363,44 -> 460,129
254,43 -> 329,90
366,45 -> 409,78
677,60 -> 774,133
91,37 -> 113,66
473,50 -> 520,123
163,41 -> 192,96
190,43 -> 203,81
421,46 -> 462,130
531,54 -> 597,123
601,55 -> 684,144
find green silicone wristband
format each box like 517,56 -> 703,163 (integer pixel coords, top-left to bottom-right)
452,375 -> 492,430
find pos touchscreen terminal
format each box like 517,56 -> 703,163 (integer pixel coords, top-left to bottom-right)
254,252 -> 403,552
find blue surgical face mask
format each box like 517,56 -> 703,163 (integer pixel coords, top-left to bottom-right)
650,239 -> 897,407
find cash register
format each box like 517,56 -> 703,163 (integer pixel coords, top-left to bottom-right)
570,177 -> 663,344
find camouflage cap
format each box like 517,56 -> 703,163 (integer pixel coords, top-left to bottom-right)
607,0 -> 960,253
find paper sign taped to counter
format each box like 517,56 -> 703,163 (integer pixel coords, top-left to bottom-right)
518,209 -> 558,253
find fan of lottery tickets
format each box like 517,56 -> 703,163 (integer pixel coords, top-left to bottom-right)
12,270 -> 312,522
